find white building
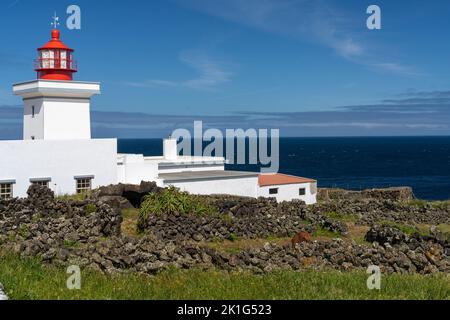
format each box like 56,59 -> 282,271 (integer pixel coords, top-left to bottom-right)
0,26 -> 317,205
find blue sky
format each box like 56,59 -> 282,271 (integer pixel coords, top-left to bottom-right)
1,0 -> 450,138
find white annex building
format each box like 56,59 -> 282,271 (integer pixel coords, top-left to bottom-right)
0,26 -> 317,204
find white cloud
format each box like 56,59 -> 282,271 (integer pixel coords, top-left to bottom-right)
369,62 -> 425,77
180,50 -> 233,90
121,50 -> 233,91
177,0 -> 420,76
121,79 -> 178,88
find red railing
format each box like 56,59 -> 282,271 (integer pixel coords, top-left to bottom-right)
34,58 -> 78,71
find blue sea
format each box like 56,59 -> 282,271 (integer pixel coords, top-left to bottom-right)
118,137 -> 450,201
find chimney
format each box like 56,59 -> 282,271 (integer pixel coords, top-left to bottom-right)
163,137 -> 178,160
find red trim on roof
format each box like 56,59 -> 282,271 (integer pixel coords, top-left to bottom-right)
258,173 -> 316,187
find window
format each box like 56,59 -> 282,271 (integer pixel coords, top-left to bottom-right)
32,106 -> 35,118
299,188 -> 306,196
76,177 -> 92,194
269,188 -> 279,195
31,179 -> 51,188
0,183 -> 13,200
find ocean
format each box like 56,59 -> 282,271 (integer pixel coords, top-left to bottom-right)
118,136 -> 450,201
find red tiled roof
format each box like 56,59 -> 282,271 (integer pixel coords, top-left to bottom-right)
258,173 -> 316,187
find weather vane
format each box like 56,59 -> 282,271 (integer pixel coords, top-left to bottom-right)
51,12 -> 60,29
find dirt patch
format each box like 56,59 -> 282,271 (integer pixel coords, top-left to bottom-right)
200,237 -> 292,254
121,208 -> 140,237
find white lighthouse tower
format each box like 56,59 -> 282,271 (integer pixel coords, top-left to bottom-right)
13,20 -> 99,140
0,16 -> 118,198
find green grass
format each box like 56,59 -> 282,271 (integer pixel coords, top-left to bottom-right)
57,192 -> 91,201
313,227 -> 341,239
437,224 -> 450,235
0,254 -> 448,300
431,201 -> 450,210
408,199 -> 428,208
326,211 -> 358,223
63,240 -> 79,249
380,221 -> 418,236
377,222 -> 450,240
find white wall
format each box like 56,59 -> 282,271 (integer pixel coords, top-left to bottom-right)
23,97 -> 91,140
0,139 -> 117,197
158,164 -> 225,175
257,182 -> 317,204
14,80 -> 100,141
166,176 -> 258,198
117,154 -> 159,185
163,139 -> 177,160
43,99 -> 91,140
23,98 -> 45,140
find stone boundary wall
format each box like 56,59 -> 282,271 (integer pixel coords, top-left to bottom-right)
137,196 -> 348,241
0,185 -> 448,276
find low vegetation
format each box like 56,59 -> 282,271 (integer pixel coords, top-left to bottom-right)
313,227 -> 341,239
84,204 -> 97,214
0,253 -> 448,300
57,192 -> 91,201
380,221 -> 418,236
140,186 -> 217,218
121,208 -> 140,237
326,211 -> 358,223
379,221 -> 450,238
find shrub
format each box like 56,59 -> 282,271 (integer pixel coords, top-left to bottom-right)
18,225 -> 29,239
228,233 -> 238,242
84,204 -> 97,214
140,186 -> 217,218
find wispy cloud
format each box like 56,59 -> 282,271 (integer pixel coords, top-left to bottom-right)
7,0 -> 20,8
2,89 -> 449,139
121,79 -> 178,88
180,51 -> 233,90
121,50 -> 233,91
176,0 -> 420,76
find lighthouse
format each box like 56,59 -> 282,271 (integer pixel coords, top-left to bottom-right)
0,14 -> 318,203
0,15 -> 117,198
13,16 -> 99,141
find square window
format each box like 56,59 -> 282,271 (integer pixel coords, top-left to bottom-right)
76,178 -> 92,194
269,188 -> 278,195
32,180 -> 50,188
299,188 -> 306,196
0,183 -> 13,200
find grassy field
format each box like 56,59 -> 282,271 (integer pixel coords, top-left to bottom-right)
0,254 -> 448,300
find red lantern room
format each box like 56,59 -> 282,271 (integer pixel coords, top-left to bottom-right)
34,15 -> 77,81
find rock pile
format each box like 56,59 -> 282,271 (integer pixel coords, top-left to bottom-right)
317,187 -> 414,202
0,185 -> 122,249
5,231 -> 448,276
365,225 -> 449,251
311,199 -> 450,226
0,184 -> 449,276
137,196 -> 347,241
94,181 -> 161,209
